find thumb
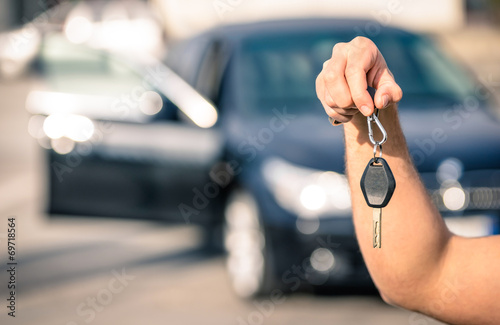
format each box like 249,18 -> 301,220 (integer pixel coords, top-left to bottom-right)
373,76 -> 403,109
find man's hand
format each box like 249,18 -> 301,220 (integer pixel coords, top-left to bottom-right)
316,36 -> 402,123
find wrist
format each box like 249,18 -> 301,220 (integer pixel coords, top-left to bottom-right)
342,104 -> 409,167
343,113 -> 369,142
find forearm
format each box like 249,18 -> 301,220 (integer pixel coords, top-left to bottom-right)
344,105 -> 452,307
319,36 -> 500,324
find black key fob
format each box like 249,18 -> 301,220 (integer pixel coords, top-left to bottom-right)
360,157 -> 396,208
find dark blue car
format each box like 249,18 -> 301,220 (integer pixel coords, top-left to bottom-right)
31,19 -> 500,298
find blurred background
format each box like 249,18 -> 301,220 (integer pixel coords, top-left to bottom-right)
1,0 -> 500,324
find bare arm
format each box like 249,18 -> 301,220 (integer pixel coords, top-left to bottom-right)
316,37 -> 500,325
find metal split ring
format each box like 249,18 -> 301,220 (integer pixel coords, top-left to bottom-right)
373,144 -> 383,162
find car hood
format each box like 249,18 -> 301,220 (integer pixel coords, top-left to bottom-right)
225,112 -> 346,172
400,106 -> 500,171
225,106 -> 500,174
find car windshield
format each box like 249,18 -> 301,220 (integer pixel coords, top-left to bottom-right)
234,30 -> 476,116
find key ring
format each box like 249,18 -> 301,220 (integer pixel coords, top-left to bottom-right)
373,144 -> 383,162
367,109 -> 387,147
367,109 -> 386,163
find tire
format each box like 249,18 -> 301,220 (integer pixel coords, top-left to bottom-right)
223,188 -> 276,298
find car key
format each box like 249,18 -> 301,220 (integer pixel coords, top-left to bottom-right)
360,108 -> 396,248
360,157 -> 396,248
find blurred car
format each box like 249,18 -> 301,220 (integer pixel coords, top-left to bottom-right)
28,19 -> 500,298
27,31 -> 221,225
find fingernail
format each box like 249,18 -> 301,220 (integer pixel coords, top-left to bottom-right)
382,95 -> 390,108
360,105 -> 371,115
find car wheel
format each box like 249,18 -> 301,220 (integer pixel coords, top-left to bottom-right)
224,188 -> 275,298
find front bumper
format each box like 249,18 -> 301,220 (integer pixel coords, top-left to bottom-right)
267,219 -> 373,291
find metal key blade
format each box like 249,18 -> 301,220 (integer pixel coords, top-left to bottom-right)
373,208 -> 382,248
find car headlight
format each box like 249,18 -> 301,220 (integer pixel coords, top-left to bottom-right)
28,113 -> 95,155
42,114 -> 94,142
262,157 -> 351,219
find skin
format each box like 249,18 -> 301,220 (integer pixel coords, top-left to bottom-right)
316,36 -> 500,325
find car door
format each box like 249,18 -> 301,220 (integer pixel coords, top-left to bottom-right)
28,34 -> 224,224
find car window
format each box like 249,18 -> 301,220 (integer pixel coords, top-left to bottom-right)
37,34 -> 178,122
234,31 -> 477,116
40,35 -> 145,96
166,36 -> 212,88
376,35 -> 476,103
195,40 -> 224,104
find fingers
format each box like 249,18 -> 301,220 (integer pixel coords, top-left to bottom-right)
372,70 -> 403,109
344,64 -> 373,116
317,44 -> 359,123
316,36 -> 403,123
364,52 -> 402,109
323,44 -> 355,109
322,88 -> 358,115
343,37 -> 381,116
374,82 -> 403,109
324,106 -> 354,124
316,69 -> 358,123
331,106 -> 359,116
